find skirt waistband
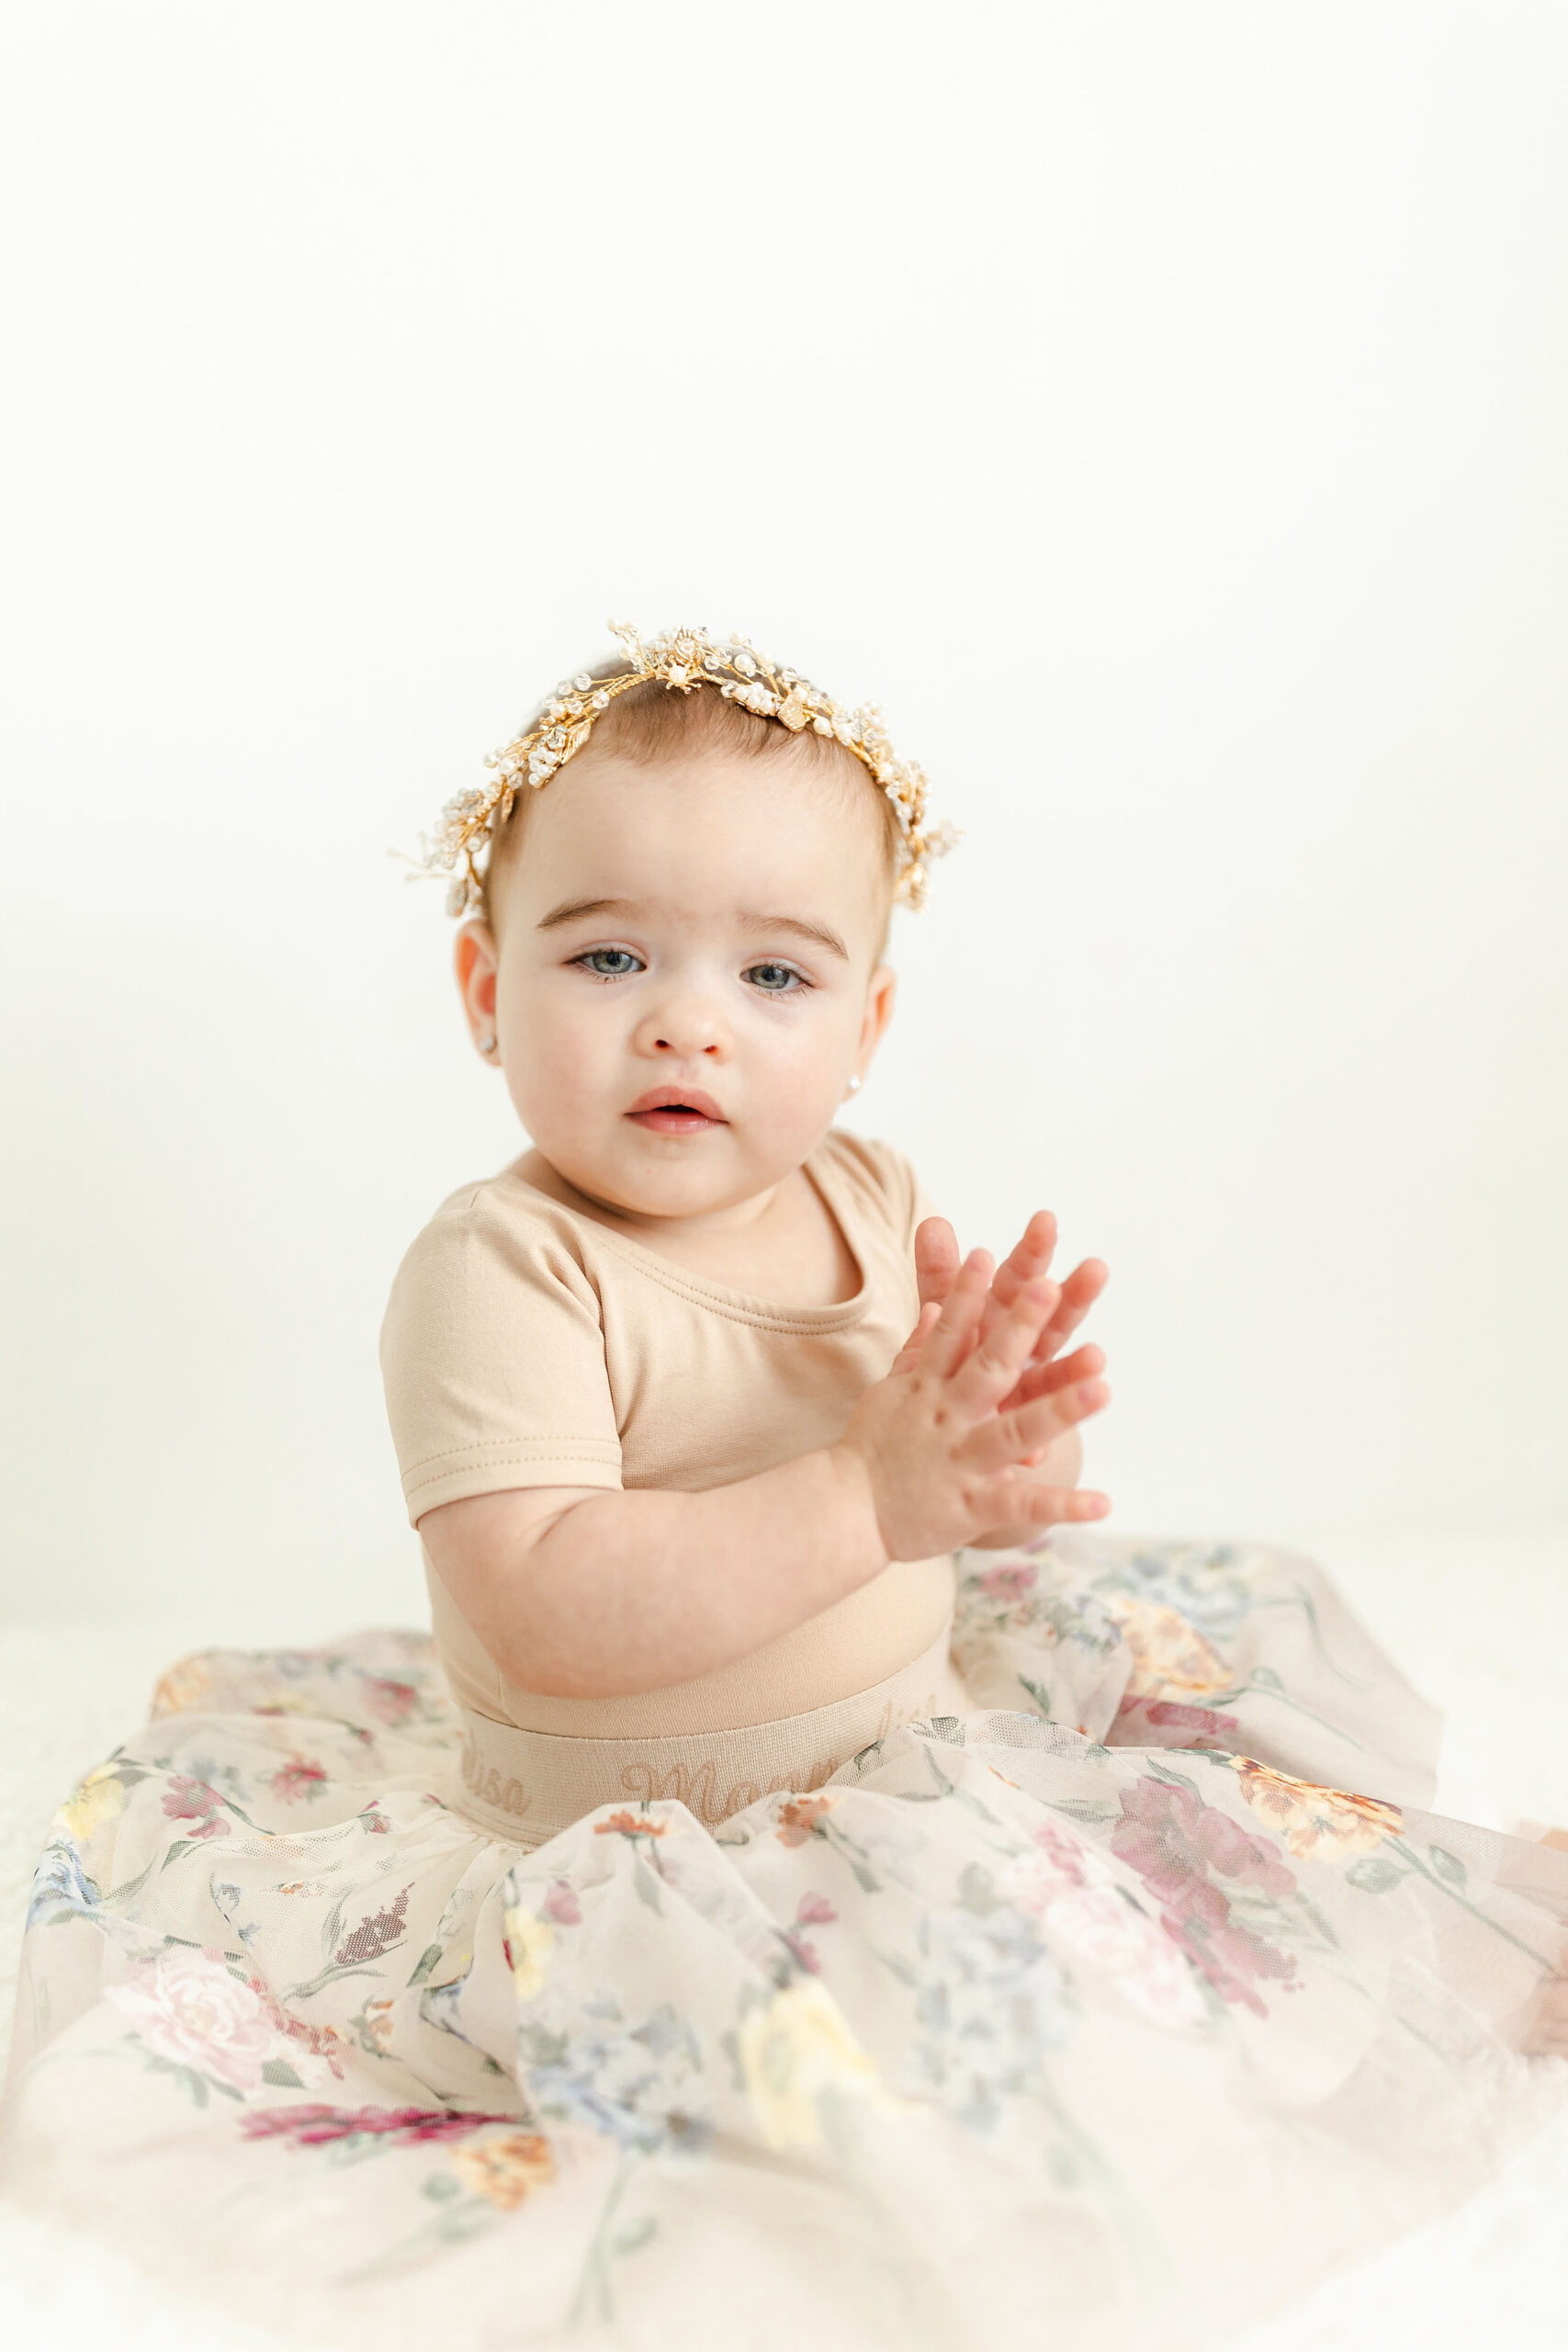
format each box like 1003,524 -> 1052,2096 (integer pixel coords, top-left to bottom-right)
446,1619 -> 965,1849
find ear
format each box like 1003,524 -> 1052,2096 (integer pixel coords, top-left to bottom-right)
853,962 -> 897,1080
454,919 -> 500,1050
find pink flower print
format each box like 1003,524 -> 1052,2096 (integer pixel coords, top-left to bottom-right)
1114,1694 -> 1241,1747
108,1948 -> 276,2090
1031,1816 -> 1099,1886
1043,1886 -> 1208,2030
246,1974 -> 347,2081
782,1891 -> 840,1974
1109,1775 -> 1299,2016
162,1775 -> 230,1840
542,1880 -> 582,1926
1159,1909 -> 1297,2017
242,2103 -> 519,2150
1111,1776 -> 1296,1909
269,1757 -> 329,1804
332,1885 -> 411,1969
978,1562 -> 1037,1602
1000,1840 -> 1090,1920
361,1676 -> 420,1727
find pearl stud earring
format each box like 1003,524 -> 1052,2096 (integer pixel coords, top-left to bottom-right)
845,1073 -> 862,1093
479,1034 -> 497,1055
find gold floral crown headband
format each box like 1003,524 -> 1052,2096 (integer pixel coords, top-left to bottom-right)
399,619 -> 959,920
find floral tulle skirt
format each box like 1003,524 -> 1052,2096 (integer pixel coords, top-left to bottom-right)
4,1532 -> 1567,2352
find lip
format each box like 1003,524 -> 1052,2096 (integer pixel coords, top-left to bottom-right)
626,1085 -> 728,1135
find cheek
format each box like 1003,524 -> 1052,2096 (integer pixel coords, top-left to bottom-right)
501,974 -> 612,1097
743,998 -> 860,1096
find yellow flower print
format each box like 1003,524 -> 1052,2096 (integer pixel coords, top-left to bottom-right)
1104,1596 -> 1233,1698
449,2130 -> 555,2210
503,1906 -> 557,2000
151,1655 -> 215,1716
1227,1757 -> 1403,1860
362,1997 -> 396,2049
738,1979 -> 881,2149
55,1764 -> 125,1842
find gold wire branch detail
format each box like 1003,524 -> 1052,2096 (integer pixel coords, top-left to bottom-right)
395,620 -> 960,920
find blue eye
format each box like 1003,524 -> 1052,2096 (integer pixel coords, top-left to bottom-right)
576,948 -> 643,979
746,962 -> 806,993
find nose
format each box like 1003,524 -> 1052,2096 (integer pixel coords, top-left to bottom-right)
632,987 -> 730,1063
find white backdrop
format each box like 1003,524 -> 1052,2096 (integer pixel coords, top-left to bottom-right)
2,1 -> 1564,1626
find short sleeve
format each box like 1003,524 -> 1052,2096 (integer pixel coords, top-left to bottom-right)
820,1129 -> 937,1255
378,1187 -> 624,1528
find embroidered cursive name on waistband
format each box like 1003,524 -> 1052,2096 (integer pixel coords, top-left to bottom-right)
615,1693 -> 919,1827
459,1733 -> 532,1821
618,1750 -> 844,1827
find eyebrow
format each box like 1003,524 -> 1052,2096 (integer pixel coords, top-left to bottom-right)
536,897 -> 851,963
536,897 -> 644,933
739,912 -> 851,963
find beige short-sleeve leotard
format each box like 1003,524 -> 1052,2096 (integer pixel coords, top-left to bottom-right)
378,1128 -> 955,1737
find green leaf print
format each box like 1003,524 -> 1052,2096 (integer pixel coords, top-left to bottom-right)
518,2021 -> 570,2068
1018,1676 -> 1054,1719
957,1864 -> 1001,1916
1427,1847 -> 1468,1888
633,1856 -> 663,1915
1345,1853 -> 1404,1894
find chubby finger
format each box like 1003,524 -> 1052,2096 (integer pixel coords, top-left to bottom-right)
948,1274 -> 1061,1415
954,1211 -> 1060,1374
914,1216 -> 961,1314
960,1374 -> 1111,1474
988,1211 -> 1059,1308
1007,1342 -> 1107,1408
1034,1258 -> 1110,1363
919,1249 -> 996,1379
972,1212 -> 1058,1334
967,1475 -> 1112,1531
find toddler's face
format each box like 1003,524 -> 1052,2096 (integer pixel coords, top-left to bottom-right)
459,744 -> 897,1223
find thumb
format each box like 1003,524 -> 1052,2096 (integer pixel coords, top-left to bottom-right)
914,1216 -> 960,1312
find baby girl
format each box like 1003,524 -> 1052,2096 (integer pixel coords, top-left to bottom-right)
383,623 -> 1115,1832
6,622 -> 1565,2352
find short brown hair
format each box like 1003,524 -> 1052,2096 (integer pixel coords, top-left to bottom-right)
479,663 -> 902,944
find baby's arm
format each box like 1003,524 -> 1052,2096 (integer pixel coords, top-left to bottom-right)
419,1251 -> 1110,1701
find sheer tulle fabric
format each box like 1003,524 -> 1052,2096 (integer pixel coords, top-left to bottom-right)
4,1532 -> 1566,2352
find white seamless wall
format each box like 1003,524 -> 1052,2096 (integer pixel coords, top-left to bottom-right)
1,1 -> 1563,1619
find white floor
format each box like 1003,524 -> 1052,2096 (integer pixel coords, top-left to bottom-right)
3,1528 -> 1566,2351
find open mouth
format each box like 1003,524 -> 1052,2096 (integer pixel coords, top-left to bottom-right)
626,1089 -> 727,1136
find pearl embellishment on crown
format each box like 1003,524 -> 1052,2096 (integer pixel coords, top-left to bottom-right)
396,620 -> 959,922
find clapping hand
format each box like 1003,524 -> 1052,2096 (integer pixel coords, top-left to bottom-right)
901,1210 -> 1111,1541
837,1222 -> 1112,1561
